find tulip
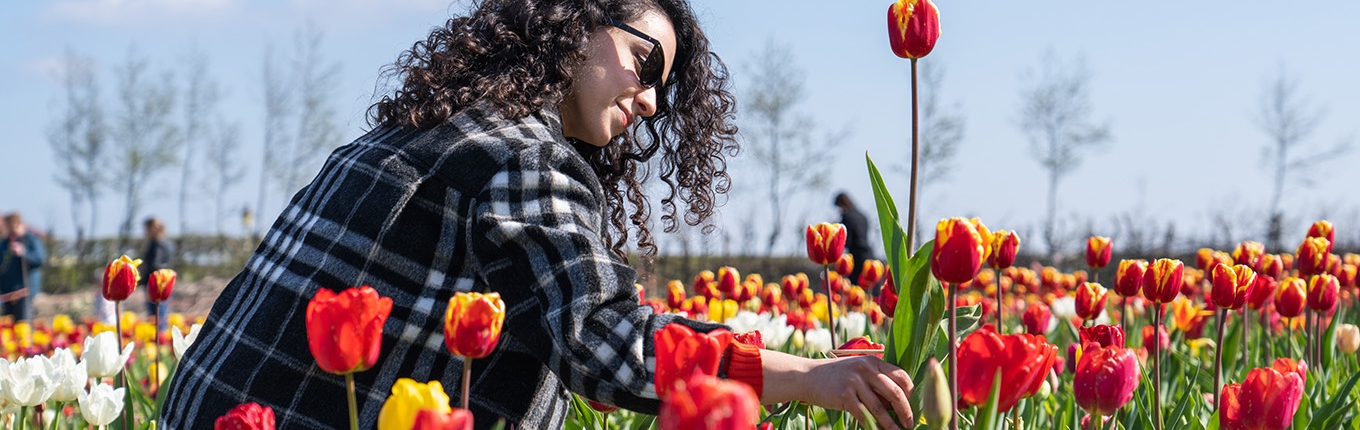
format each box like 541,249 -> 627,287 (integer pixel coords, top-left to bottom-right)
804,328 -> 833,354
82,331 -> 136,379
1247,276 -> 1277,311
984,230 -> 1018,269
956,325 -> 1058,413
666,280 -> 686,311
215,402 -> 277,430
377,379 -> 453,430
1274,278 -> 1307,319
695,270 -> 719,300
1306,273 -> 1339,313
932,217 -> 992,284
1073,345 -> 1140,416
172,323 -> 202,360
1260,254 -> 1285,280
1170,297 -> 1212,334
147,268 -> 177,303
1113,259 -> 1147,298
1211,264 -> 1257,310
1307,220 -> 1335,254
1079,325 -> 1125,348
834,254 -> 855,277
1086,236 -> 1113,270
758,283 -> 781,310
1141,325 -> 1169,351
1022,302 -> 1052,335
859,259 -> 886,288
781,274 -> 803,300
443,292 -> 504,360
102,255 -> 141,301
47,348 -> 87,403
654,323 -> 733,398
887,0 -> 941,59
1220,383 -> 1245,430
734,330 -> 766,350
1270,357 -> 1307,384
876,274 -> 899,316
2,355 -> 58,407
1238,366 -> 1305,430
834,335 -> 884,357
411,408 -> 474,430
1142,259 -> 1184,304
1233,241 -> 1266,272
717,267 -> 741,299
659,371 -> 760,430
307,286 -> 393,374
587,398 -> 619,414
806,223 -> 847,265
1296,237 -> 1330,278
1075,282 -> 1108,321
920,358 -> 952,430
78,382 -> 125,427
1336,324 -> 1359,354
1339,264 -> 1357,289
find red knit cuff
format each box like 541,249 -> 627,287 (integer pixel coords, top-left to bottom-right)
722,341 -> 764,399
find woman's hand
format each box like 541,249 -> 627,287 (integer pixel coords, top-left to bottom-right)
760,350 -> 915,430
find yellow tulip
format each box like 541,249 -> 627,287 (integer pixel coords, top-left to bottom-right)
53,314 -> 76,335
377,378 -> 453,430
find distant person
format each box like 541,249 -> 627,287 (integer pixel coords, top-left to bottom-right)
0,213 -> 44,322
140,217 -> 175,328
834,192 -> 874,286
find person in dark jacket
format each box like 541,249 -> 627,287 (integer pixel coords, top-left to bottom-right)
0,212 -> 44,322
140,216 -> 175,329
835,192 -> 875,286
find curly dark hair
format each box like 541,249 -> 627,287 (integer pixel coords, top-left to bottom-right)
368,0 -> 738,262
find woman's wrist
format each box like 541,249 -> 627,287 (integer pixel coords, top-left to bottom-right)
758,349 -> 814,405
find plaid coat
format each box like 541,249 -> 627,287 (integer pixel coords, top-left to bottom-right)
160,104 -> 724,429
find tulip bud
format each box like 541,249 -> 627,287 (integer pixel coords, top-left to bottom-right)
1141,259 -> 1183,304
716,266 -> 741,299
1307,220 -> 1335,254
876,274 -> 899,316
920,357 -> 952,430
1306,273 -> 1340,313
1079,324 -> 1126,348
859,259 -> 886,288
1260,254 -> 1285,280
666,280 -> 686,311
1210,264 -> 1256,310
1113,259 -> 1147,298
1339,264 -> 1357,289
1233,241 -> 1266,272
215,402 -> 276,430
1086,236 -> 1113,270
1336,324 -> 1359,354
1073,346 -> 1140,416
887,0 -> 941,59
411,408 -> 474,430
694,270 -> 718,300
444,292 -> 505,359
834,254 -> 855,277
78,383 -> 126,427
932,217 -> 992,285
1275,277 -> 1307,319
377,379 -> 453,430
1075,282 -> 1108,321
1247,276 -> 1276,311
1296,237 -> 1331,278
1141,325 -> 1168,351
1239,366 -> 1304,430
987,230 -> 1021,270
102,255 -> 142,302
1022,302 -> 1052,335
659,372 -> 760,430
806,223 -> 847,265
148,268 -> 177,303
306,286 -> 393,375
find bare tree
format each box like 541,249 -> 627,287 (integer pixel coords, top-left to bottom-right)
272,24 -> 343,203
178,44 -> 221,237
895,60 -> 964,246
111,47 -> 181,248
1017,50 -> 1112,262
202,118 -> 245,237
1254,65 -> 1350,251
254,43 -> 290,237
47,49 -> 107,258
741,40 -> 839,256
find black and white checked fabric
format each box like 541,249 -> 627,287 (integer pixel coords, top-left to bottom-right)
159,103 -> 723,429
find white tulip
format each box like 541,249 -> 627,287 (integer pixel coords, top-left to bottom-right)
759,314 -> 796,350
725,311 -> 763,334
81,331 -> 135,379
172,323 -> 203,360
48,348 -> 88,403
1,355 -> 58,407
1050,296 -> 1076,320
804,328 -> 833,354
78,382 -> 125,426
837,312 -> 867,341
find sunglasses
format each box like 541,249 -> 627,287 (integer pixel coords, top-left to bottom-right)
606,17 -> 668,89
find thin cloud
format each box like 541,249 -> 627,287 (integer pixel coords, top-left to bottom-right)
43,0 -> 237,27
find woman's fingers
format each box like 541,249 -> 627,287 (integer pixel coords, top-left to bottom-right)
853,380 -> 902,430
871,371 -> 914,427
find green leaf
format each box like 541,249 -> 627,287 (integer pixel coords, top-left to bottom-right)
1222,311 -> 1244,377
1306,371 -> 1360,430
975,369 -> 1004,430
1323,308 -> 1343,370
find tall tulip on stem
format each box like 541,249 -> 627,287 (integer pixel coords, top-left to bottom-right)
147,268 -> 176,394
101,255 -> 141,430
444,292 -> 507,410
305,286 -> 394,430
1141,258 -> 1183,430
932,217 -> 990,430
987,231 -> 1020,332
886,0 -> 940,251
808,223 -> 847,347
1208,264 -> 1254,412
1114,259 -> 1147,333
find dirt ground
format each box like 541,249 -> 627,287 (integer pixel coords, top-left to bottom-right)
33,276 -> 230,320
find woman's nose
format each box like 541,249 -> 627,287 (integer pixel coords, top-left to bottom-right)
635,86 -> 659,118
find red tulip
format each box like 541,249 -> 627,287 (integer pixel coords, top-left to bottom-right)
781,274 -> 807,299
1306,273 -> 1339,313
1296,237 -> 1330,278
1141,325 -> 1169,351
1324,253 -> 1342,278
806,223 -> 847,266
834,254 -> 855,277
1022,302 -> 1052,335
1306,220 -> 1335,254
102,255 -> 141,302
1238,366 -> 1305,430
1279,254 -> 1295,272
1079,325 -> 1126,349
1233,241 -> 1266,272
931,217 -> 992,285
411,409 -> 474,430
444,292 -> 506,359
1086,236 -> 1113,270
1221,383 -> 1246,430
716,267 -> 741,299
654,323 -> 733,398
1073,346 -> 1140,416
1247,276 -> 1277,311
1260,254 -> 1285,280
148,268 -> 177,303
858,259 -> 886,288
1340,264 -> 1357,289
695,270 -> 719,300
956,325 -> 1058,413
1141,259 -> 1184,304
667,281 -> 687,311
734,331 -> 765,350
876,274 -> 899,316
987,230 -> 1021,270
588,400 -> 620,414
886,0 -> 941,59
835,335 -> 885,357
1113,259 -> 1147,297
1211,264 -> 1256,310
758,284 -> 781,310
306,286 -> 393,375
1270,357 -> 1307,384
1075,282 -> 1109,320
1274,278 -> 1306,319
659,372 -> 760,430
215,402 -> 276,430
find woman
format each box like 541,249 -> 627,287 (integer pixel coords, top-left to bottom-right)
161,0 -> 914,428
139,217 -> 175,328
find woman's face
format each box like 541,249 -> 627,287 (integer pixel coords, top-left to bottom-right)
560,10 -> 677,147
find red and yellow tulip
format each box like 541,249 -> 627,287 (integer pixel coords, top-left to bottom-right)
443,292 -> 506,360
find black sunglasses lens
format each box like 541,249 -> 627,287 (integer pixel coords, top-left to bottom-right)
640,45 -> 665,88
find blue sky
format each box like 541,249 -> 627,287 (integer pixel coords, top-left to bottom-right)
3,0 -> 1358,257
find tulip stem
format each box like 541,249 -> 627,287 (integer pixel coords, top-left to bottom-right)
1243,308 -> 1251,373
462,358 -> 473,410
346,373 -> 359,430
826,264 -> 837,347
947,281 -> 958,430
154,305 -> 162,396
1212,308 -> 1225,412
905,57 -> 920,253
20,406 -> 27,430
995,285 -> 1002,334
115,300 -> 133,430
1152,307 -> 1162,430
